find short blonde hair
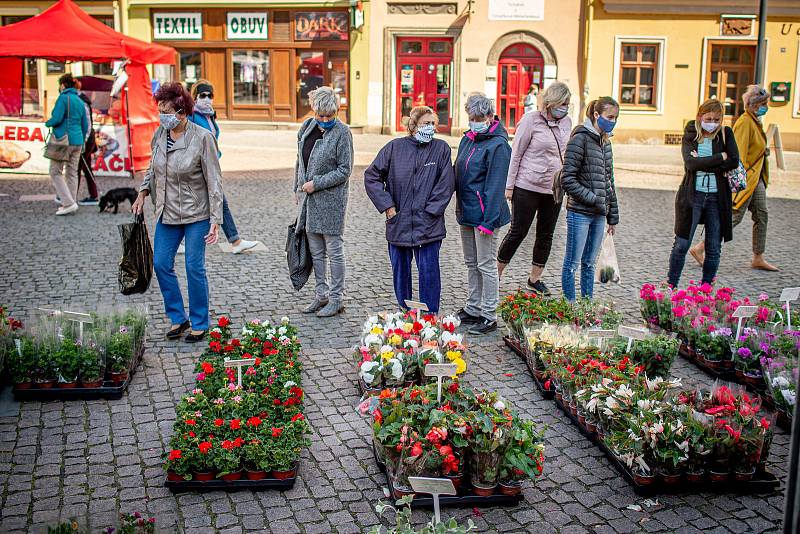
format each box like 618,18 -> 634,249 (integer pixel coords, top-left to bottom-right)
541,81 -> 571,112
407,106 -> 436,135
742,84 -> 770,109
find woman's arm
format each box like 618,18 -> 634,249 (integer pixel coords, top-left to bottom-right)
719,127 -> 740,172
561,134 -> 597,207
44,95 -> 65,128
506,114 -> 533,190
682,135 -> 725,172
312,127 -> 354,191
733,119 -> 752,170
200,133 -> 224,225
479,141 -> 512,233
364,142 -> 395,214
606,147 -> 620,226
425,144 -> 456,217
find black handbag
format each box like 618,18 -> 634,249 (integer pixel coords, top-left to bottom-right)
286,222 -> 312,291
118,213 -> 154,295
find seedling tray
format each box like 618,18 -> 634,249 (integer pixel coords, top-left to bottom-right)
549,393 -> 780,496
372,444 -> 523,508
165,467 -> 298,493
504,336 -> 554,400
12,345 -> 145,401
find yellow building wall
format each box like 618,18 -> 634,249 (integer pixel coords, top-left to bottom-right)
588,11 -> 800,150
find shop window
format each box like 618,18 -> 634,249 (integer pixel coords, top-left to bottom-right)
330,50 -> 348,109
232,50 -> 270,106
706,43 -> 755,117
296,51 -> 324,117
618,42 -> 660,108
179,51 -> 203,89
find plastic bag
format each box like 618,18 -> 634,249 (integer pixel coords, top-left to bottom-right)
118,213 -> 153,295
286,223 -> 312,291
595,233 -> 621,284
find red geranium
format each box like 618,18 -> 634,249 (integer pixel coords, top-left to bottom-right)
168,449 -> 182,460
209,341 -> 222,353
198,441 -> 212,454
272,427 -> 283,438
230,419 -> 241,430
218,316 -> 231,328
291,413 -> 305,422
185,419 -> 196,426
221,439 -> 235,450
201,362 -> 214,374
214,418 -> 224,427
209,330 -> 222,340
247,416 -> 262,427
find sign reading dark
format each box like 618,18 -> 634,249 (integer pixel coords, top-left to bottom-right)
294,12 -> 348,41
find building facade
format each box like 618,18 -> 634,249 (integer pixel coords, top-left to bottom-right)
586,0 -> 800,150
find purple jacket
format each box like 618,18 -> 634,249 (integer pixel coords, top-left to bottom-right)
364,136 -> 455,247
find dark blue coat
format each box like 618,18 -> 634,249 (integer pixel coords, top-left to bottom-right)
453,120 -> 512,234
364,136 -> 455,247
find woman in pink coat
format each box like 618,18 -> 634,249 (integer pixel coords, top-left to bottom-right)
497,81 -> 572,295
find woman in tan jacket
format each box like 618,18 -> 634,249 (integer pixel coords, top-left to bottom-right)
132,82 -> 224,342
690,85 -> 777,271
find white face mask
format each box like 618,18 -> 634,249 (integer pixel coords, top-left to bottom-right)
700,121 -> 719,133
414,124 -> 435,143
195,96 -> 214,114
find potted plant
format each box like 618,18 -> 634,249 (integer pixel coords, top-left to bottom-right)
78,337 -> 104,388
694,324 -> 732,371
684,416 -> 713,483
214,439 -> 244,481
107,325 -> 134,385
243,439 -> 271,480
467,413 -> 510,496
8,334 -> 36,389
55,337 -> 82,388
498,420 -> 545,496
164,446 -> 191,482
192,440 -> 216,481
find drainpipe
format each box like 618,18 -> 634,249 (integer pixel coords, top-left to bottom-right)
581,0 -> 594,118
119,0 -> 128,35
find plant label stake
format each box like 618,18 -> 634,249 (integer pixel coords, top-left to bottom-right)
408,477 -> 456,525
732,305 -> 758,341
587,329 -> 616,351
617,325 -> 650,352
779,287 -> 800,326
404,300 -> 429,321
224,357 -> 257,387
424,363 -> 457,403
38,307 -> 93,339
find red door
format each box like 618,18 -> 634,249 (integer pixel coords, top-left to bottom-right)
497,44 -> 545,133
396,37 -> 453,133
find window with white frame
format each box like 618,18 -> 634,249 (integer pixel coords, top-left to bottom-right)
613,37 -> 666,113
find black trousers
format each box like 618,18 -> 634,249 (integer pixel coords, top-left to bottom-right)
497,187 -> 561,268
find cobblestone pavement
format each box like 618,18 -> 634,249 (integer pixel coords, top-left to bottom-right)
0,169 -> 798,533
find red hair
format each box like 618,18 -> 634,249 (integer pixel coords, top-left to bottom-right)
154,82 -> 194,115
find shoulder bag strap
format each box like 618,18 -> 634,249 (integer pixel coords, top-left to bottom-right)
547,123 -> 564,164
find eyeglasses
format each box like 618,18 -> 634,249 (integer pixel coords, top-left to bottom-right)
198,92 -> 213,99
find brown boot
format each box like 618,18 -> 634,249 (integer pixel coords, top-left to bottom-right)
752,254 -> 779,272
689,243 -> 705,266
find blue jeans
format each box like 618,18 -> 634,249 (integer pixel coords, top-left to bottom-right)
668,192 -> 721,287
221,195 -> 239,243
388,241 -> 442,314
153,218 -> 210,331
561,211 -> 606,302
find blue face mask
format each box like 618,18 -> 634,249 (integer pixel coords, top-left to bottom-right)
756,105 -> 768,117
596,115 -> 616,134
469,121 -> 489,134
317,118 -> 336,130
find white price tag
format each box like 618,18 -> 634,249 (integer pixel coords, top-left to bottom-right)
732,305 -> 758,319
424,364 -> 457,378
617,325 -> 650,340
224,357 -> 257,387
587,329 -> 616,339
779,287 -> 800,302
408,477 -> 456,525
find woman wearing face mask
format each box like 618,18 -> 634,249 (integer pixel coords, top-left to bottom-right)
690,85 -> 778,271
498,81 -> 572,295
186,80 -> 258,255
364,106 -> 455,313
560,97 -> 620,302
453,93 -> 512,335
667,99 -> 739,288
294,86 -> 354,317
132,82 -> 223,342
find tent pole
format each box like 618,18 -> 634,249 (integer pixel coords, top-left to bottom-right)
123,84 -> 135,181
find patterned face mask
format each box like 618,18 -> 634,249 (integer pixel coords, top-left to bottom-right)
414,124 -> 435,143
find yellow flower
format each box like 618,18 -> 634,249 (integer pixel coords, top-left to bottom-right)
445,350 -> 462,362
402,323 -> 413,333
370,326 -> 383,335
381,351 -> 393,362
388,334 -> 402,345
453,357 -> 466,375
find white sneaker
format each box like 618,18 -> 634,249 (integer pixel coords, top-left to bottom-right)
177,244 -> 185,254
232,239 -> 259,254
55,203 -> 79,216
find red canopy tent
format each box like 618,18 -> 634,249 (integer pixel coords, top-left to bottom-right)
0,0 -> 175,172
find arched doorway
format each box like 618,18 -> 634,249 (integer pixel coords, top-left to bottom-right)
497,43 -> 544,133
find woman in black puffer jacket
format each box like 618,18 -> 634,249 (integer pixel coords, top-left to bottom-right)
560,97 -> 620,301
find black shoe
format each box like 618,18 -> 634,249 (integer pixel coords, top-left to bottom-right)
527,279 -> 551,296
468,318 -> 498,335
166,320 -> 190,340
457,308 -> 481,325
185,330 -> 208,343
78,197 -> 99,206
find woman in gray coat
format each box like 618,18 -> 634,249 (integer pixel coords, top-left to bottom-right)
294,87 -> 354,317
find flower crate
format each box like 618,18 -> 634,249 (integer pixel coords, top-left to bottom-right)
163,317 -> 310,492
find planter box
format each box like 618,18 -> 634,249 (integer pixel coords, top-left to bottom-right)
164,463 -> 298,493
12,343 -> 145,401
372,444 -> 522,509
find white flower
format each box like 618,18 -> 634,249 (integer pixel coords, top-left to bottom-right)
773,376 -> 790,388
360,361 -> 381,384
782,389 -> 797,406
493,400 -> 506,411
422,327 -> 438,341
283,381 -> 297,388
404,339 -> 419,349
278,326 -> 287,336
281,316 -> 290,325
364,334 -> 382,347
387,359 -> 403,380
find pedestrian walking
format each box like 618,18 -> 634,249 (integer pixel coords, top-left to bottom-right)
523,84 -> 539,114
560,97 -> 620,302
667,99 -> 739,288
45,73 -> 89,216
131,82 -> 223,343
497,81 -> 572,295
74,78 -> 99,206
454,92 -> 511,335
294,86 -> 354,318
187,79 -> 258,255
364,106 -> 455,314
691,85 -> 778,271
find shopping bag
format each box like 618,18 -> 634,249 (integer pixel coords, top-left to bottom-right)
118,213 -> 154,295
595,233 -> 621,284
286,223 -> 312,291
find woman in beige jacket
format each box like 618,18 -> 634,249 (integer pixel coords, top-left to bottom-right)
132,82 -> 223,342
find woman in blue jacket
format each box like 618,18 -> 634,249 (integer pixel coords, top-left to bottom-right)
364,106 -> 455,314
45,73 -> 89,216
187,80 -> 258,254
453,93 -> 512,335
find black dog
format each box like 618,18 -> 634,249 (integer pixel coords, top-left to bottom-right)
99,187 -> 137,214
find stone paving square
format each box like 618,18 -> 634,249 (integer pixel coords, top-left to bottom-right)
0,167 -> 797,533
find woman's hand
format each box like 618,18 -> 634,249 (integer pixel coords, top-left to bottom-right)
721,152 -> 728,161
690,150 -> 698,158
301,181 -> 315,194
607,225 -> 616,235
131,191 -> 148,214
205,223 -> 219,245
504,189 -> 513,201
385,207 -> 397,220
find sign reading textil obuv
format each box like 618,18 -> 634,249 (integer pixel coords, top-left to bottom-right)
153,12 -> 202,40
227,12 -> 268,40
